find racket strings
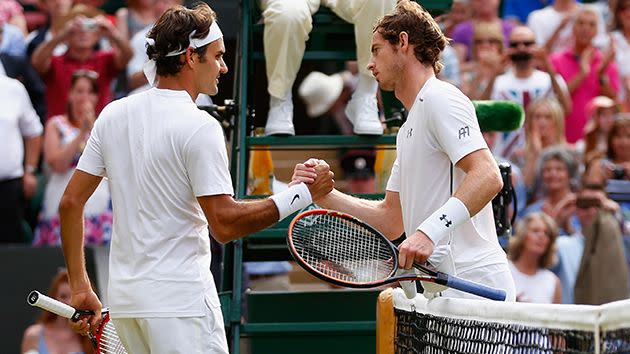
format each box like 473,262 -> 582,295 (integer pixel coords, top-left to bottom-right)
98,320 -> 128,354
292,213 -> 395,283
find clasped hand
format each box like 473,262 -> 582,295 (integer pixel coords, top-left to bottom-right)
291,158 -> 334,201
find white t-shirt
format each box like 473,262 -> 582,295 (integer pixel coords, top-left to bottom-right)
527,5 -> 607,54
490,69 -> 569,159
508,261 -> 557,303
0,76 -> 43,180
386,76 -> 507,274
77,87 -> 234,318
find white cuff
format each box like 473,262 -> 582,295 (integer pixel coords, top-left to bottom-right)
417,197 -> 470,245
270,183 -> 312,221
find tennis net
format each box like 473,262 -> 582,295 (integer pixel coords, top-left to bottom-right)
376,288 -> 630,354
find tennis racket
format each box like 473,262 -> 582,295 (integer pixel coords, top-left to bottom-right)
288,209 -> 507,301
27,290 -> 128,354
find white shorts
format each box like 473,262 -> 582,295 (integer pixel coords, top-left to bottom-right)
112,296 -> 229,354
429,263 -> 516,302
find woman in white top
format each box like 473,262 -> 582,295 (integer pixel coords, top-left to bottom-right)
33,70 -> 112,246
508,211 -> 562,303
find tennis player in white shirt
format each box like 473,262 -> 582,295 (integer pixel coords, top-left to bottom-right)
58,4 -> 333,353
292,0 -> 515,301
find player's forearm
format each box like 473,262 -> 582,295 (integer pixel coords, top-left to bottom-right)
453,159 -> 503,217
317,189 -> 403,239
209,199 -> 280,244
59,196 -> 91,291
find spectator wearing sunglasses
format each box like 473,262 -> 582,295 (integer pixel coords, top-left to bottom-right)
484,26 -> 571,161
31,4 -> 133,119
550,5 -> 620,144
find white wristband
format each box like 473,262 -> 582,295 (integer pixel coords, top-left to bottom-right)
417,197 -> 470,245
270,182 -> 313,221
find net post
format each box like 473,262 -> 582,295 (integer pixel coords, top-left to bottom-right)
376,288 -> 395,354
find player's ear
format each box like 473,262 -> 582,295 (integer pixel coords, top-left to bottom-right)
185,48 -> 195,66
398,31 -> 409,50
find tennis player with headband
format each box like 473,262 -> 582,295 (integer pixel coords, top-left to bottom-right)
58,4 -> 333,352
292,0 -> 516,301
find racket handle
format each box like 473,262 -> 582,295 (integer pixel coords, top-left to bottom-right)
27,290 -> 93,321
441,275 -> 507,301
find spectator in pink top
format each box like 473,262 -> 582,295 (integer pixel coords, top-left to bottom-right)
550,5 -> 619,144
31,4 -> 132,119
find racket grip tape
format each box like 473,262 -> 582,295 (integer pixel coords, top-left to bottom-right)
27,290 -> 93,321
437,274 -> 507,301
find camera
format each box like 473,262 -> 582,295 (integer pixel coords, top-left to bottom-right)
613,165 -> 627,180
81,18 -> 98,31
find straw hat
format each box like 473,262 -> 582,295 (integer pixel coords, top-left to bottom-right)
298,71 -> 344,118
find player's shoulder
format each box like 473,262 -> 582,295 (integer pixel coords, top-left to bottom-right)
422,78 -> 472,110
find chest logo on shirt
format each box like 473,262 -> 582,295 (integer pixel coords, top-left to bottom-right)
458,126 -> 470,140
406,128 -> 413,138
440,214 -> 452,228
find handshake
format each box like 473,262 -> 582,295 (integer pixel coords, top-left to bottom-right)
290,158 -> 335,202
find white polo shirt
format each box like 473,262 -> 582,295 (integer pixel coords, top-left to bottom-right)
0,76 -> 43,180
386,76 -> 507,274
77,88 -> 234,318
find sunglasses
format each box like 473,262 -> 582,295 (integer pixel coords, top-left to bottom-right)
509,40 -> 535,48
72,69 -> 99,80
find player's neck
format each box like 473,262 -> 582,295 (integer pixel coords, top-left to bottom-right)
156,74 -> 199,102
395,64 -> 434,111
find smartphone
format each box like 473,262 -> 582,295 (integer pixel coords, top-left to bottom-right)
576,196 -> 601,209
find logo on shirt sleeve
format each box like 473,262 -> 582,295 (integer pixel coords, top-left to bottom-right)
458,126 -> 470,140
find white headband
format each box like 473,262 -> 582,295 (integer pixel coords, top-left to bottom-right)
143,21 -> 223,86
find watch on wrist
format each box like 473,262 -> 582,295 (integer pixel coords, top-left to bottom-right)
25,165 -> 36,174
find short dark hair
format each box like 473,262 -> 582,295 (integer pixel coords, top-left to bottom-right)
147,3 -> 216,77
373,0 -> 448,74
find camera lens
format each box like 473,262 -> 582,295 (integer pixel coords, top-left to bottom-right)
613,166 -> 626,180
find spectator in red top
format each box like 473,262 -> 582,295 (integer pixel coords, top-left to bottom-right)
31,4 -> 133,119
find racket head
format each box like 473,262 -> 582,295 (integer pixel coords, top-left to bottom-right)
92,310 -> 128,354
288,209 -> 399,288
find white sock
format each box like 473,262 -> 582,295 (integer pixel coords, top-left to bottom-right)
270,91 -> 292,107
353,74 -> 378,99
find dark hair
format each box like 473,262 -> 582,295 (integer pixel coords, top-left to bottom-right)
146,3 -> 216,77
607,115 -> 630,162
373,0 -> 448,74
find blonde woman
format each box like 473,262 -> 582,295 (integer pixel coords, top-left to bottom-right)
460,21 -> 507,100
508,212 -> 562,303
520,97 -> 568,189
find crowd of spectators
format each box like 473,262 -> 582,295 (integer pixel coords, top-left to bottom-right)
1,0 -> 630,307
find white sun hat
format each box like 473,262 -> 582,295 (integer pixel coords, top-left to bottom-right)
298,71 -> 344,118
